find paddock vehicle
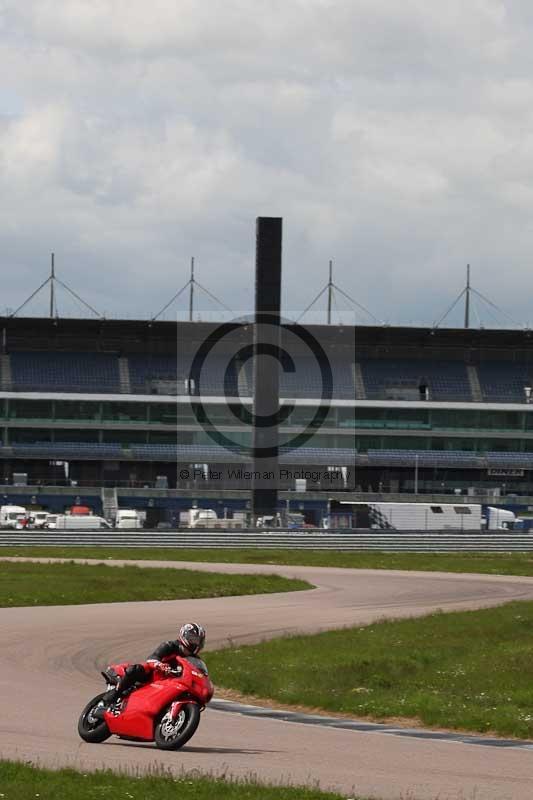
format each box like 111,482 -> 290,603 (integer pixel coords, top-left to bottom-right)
0,505 -> 27,529
336,501 -> 482,530
483,506 -> 517,530
53,514 -> 111,530
28,511 -> 49,529
115,509 -> 142,529
78,656 -> 213,750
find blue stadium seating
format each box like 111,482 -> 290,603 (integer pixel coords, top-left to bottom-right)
11,441 -> 123,458
239,355 -> 354,399
128,354 -> 239,396
9,349 -> 533,406
478,362 -> 533,402
129,355 -> 180,394
361,359 -> 472,401
129,443 -> 356,464
11,352 -> 120,393
367,449 -> 484,467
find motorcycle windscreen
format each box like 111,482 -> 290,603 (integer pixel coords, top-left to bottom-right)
185,656 -> 209,675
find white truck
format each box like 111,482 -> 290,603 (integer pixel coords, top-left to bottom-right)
0,505 -> 27,529
337,501 -> 482,531
54,515 -> 112,530
483,506 -> 517,530
180,508 -> 218,529
115,509 -> 143,530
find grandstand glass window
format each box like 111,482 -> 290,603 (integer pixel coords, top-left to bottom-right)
152,431 -> 184,444
354,436 -> 382,452
385,409 -> 430,426
53,429 -> 99,442
431,437 -> 476,451
103,430 -> 146,444
524,414 -> 533,432
101,401 -> 148,423
478,411 -> 523,431
149,404 -> 180,425
200,404 -> 249,426
54,400 -> 100,421
11,428 -> 52,443
9,399 -> 54,420
379,437 -> 430,451
289,406 -> 335,428
430,409 -> 479,430
338,408 -> 356,427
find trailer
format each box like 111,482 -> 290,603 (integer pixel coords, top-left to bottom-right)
335,501 -> 482,531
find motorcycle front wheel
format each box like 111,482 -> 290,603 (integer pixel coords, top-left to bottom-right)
77,693 -> 112,743
154,702 -> 200,750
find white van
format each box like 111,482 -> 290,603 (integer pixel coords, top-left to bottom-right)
115,509 -> 142,530
28,511 -> 49,529
0,505 -> 27,529
54,515 -> 112,530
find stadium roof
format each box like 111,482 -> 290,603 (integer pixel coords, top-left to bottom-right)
0,316 -> 533,360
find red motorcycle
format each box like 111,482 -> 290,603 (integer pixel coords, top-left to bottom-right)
78,656 -> 214,750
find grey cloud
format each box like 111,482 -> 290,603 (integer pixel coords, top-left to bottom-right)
0,0 -> 533,326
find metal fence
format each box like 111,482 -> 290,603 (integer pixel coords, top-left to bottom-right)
1,529 -> 533,551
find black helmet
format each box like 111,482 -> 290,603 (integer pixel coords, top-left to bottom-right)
178,622 -> 206,655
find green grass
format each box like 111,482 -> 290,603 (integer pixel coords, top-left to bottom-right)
208,601 -> 533,739
0,561 -> 310,607
0,761 -> 351,800
4,546 -> 533,577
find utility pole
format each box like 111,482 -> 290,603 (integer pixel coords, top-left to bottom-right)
189,257 -> 195,322
327,260 -> 333,325
50,253 -> 55,318
464,264 -> 470,329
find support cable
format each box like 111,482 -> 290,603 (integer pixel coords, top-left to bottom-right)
433,288 -> 466,328
9,276 -> 52,318
54,277 -> 102,318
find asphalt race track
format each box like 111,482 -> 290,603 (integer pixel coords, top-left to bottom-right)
2,557 -> 533,799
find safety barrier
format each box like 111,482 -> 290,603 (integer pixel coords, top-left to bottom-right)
1,529 -> 533,551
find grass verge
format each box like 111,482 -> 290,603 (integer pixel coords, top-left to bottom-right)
0,761 -> 351,800
3,546 -> 533,576
208,601 -> 533,739
0,561 -> 310,607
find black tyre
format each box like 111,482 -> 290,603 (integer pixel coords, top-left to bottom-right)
154,702 -> 200,750
78,693 -> 112,743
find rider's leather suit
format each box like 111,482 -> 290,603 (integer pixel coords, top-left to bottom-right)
104,640 -> 192,704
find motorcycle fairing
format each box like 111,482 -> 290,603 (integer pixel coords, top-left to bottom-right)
104,677 -> 190,739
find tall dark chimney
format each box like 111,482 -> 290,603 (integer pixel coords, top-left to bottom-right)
251,217 -> 282,521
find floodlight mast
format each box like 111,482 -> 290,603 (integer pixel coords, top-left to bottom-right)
50,253 -> 55,318
9,253 -> 102,319
433,264 -> 522,330
327,260 -> 333,325
189,257 -> 194,322
464,264 -> 470,329
298,260 -> 382,325
151,257 -> 233,322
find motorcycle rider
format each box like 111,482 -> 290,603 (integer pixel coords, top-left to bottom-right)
96,622 -> 206,714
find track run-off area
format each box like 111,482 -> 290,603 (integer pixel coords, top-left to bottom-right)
2,557 -> 533,799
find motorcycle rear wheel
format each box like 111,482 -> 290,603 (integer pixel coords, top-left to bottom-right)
154,702 -> 200,750
78,693 -> 112,743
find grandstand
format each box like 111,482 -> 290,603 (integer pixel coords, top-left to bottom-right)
2,317 -> 533,522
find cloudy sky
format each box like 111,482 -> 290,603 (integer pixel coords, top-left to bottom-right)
1,0 -> 533,326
